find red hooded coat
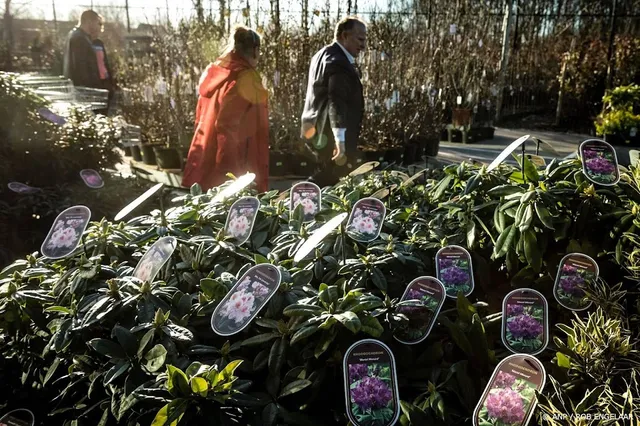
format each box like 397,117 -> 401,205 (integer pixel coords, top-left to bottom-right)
182,53 -> 269,192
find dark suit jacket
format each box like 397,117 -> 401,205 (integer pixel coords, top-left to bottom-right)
63,27 -> 104,89
301,42 -> 364,157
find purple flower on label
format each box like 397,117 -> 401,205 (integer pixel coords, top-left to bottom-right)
586,156 -> 615,174
351,376 -> 393,411
438,258 -> 454,269
507,314 -> 543,339
494,371 -> 516,389
407,288 -> 423,300
349,364 -> 369,383
485,388 -> 526,424
441,266 -> 469,285
560,274 -> 585,296
562,264 -> 577,274
251,282 -> 270,297
506,304 -> 524,316
582,149 -> 598,159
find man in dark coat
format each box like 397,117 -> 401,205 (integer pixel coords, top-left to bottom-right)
301,17 -> 366,187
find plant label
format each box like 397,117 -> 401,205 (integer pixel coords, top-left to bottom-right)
473,354 -> 546,426
435,245 -> 475,298
487,135 -> 531,172
290,182 -> 321,222
293,212 -> 348,263
349,161 -> 380,177
371,187 -> 390,200
115,183 -> 164,221
41,206 -> 91,260
212,173 -> 256,203
502,289 -> 549,356
343,339 -> 400,426
38,107 -> 66,125
346,198 -> 386,243
79,169 -> 104,189
211,264 -> 282,336
579,139 -> 620,186
0,409 -> 35,426
7,182 -> 40,194
401,170 -> 425,187
553,253 -> 598,311
224,196 -> 260,246
394,277 -> 446,345
132,236 -> 177,283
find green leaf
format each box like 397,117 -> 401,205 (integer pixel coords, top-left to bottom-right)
162,324 -> 194,342
283,304 -> 323,317
493,225 -> 516,259
518,204 -> 534,232
534,203 -> 555,230
556,352 -> 571,369
523,229 -> 542,272
440,317 -> 473,357
466,220 -> 476,248
114,325 -> 138,357
43,357 -> 61,386
242,333 -> 279,347
370,267 -> 387,291
360,315 -> 384,337
167,365 -> 191,396
269,337 -> 288,375
335,311 -> 361,334
278,379 -> 312,398
523,154 -> 540,182
290,325 -> 320,344
221,359 -> 243,380
433,174 -> 454,199
254,254 -> 269,264
104,360 -> 131,385
199,278 -> 227,300
88,338 -> 126,359
262,403 -> 279,426
487,185 -> 523,197
44,306 -> 73,315
151,399 -> 189,426
145,344 -> 168,372
190,377 -> 209,397
292,270 -> 313,287
138,329 -> 155,358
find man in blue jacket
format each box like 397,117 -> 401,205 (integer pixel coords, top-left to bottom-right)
301,17 -> 367,186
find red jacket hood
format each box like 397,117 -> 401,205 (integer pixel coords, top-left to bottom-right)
198,53 -> 253,98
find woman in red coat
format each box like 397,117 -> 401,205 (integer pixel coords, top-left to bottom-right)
182,26 -> 269,192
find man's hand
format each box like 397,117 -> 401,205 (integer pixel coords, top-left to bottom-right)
332,141 -> 346,162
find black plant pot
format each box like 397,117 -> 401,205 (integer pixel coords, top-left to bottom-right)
362,149 -> 386,163
293,155 -> 317,177
425,139 -> 440,157
270,151 -> 288,177
122,145 -> 132,157
403,142 -> 419,165
131,145 -> 143,162
384,147 -> 404,165
141,144 -> 159,166
154,147 -> 182,169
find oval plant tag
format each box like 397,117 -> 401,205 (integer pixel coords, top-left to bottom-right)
132,236 -> 177,283
38,107 -> 66,125
212,172 -> 256,203
343,339 -> 401,426
41,205 -> 91,260
473,354 -> 546,426
349,161 -> 379,177
115,183 -> 164,221
293,212 -> 348,263
346,197 -> 386,243
290,182 -> 321,222
211,264 -> 282,336
394,277 -> 446,345
0,408 -> 35,426
79,169 -> 104,189
553,253 -> 598,311
224,196 -> 260,246
502,289 -> 549,356
7,182 -> 40,194
435,245 -> 475,298
579,139 -> 620,186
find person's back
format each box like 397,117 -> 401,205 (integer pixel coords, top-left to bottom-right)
63,10 -> 103,89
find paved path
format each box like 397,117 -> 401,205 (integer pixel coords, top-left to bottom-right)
437,128 -> 633,166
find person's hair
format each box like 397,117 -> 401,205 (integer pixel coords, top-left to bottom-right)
231,25 -> 261,58
79,10 -> 103,26
334,16 -> 366,40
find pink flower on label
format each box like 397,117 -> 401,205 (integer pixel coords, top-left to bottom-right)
293,193 -> 301,202
229,215 -> 250,238
299,198 -> 317,216
251,282 -> 270,297
47,226 -> 78,249
237,277 -> 251,291
221,289 -> 256,324
485,388 -> 526,424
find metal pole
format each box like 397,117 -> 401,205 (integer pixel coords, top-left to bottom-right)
125,0 -> 131,32
605,0 -> 617,91
495,0 -> 514,123
52,0 -> 58,32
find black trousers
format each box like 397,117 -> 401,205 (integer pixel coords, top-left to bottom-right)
304,128 -> 362,188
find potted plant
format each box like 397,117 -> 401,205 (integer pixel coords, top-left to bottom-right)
595,84 -> 640,147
